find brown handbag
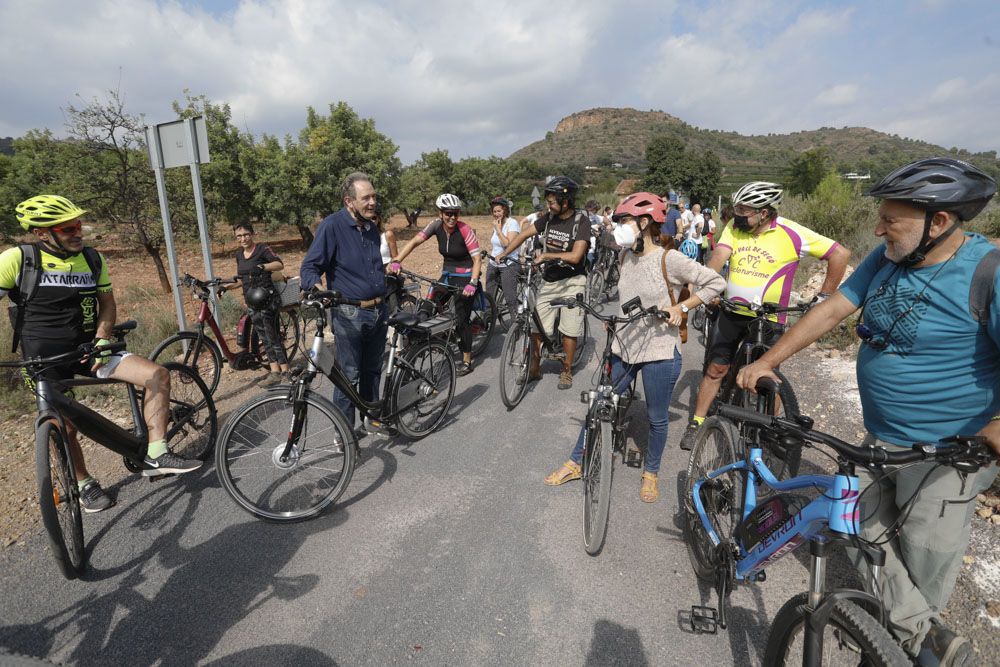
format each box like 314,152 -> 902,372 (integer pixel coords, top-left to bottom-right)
660,250 -> 691,343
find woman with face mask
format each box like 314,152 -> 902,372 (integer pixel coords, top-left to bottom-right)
543,193 -> 726,502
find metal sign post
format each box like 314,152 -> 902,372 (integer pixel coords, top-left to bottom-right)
145,116 -> 212,332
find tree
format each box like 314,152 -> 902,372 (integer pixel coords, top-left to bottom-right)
786,148 -> 830,196
0,130 -> 80,239
643,135 -> 687,194
686,150 -> 722,207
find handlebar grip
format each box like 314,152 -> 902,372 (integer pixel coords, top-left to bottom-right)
716,404 -> 776,427
92,340 -> 128,354
551,297 -> 575,307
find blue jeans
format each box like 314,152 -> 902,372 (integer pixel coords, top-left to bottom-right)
569,351 -> 683,474
331,303 -> 388,428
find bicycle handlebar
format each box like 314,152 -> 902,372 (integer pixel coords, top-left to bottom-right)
0,340 -> 129,371
554,294 -> 666,325
717,296 -> 810,316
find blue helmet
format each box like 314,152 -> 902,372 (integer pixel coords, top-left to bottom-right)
679,238 -> 700,259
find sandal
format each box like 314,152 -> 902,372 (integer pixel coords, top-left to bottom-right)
544,461 -> 582,486
640,472 -> 659,503
558,369 -> 573,390
457,361 -> 474,377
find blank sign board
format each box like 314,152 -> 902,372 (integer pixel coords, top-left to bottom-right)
147,116 -> 211,169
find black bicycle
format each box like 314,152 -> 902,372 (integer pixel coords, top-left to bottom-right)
498,258 -> 592,409
2,322 -> 217,579
396,270 -> 497,359
215,288 -> 457,521
586,234 -> 619,309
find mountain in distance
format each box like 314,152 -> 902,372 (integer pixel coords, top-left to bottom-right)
508,107 -> 999,186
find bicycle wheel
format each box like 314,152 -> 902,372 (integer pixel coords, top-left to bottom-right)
278,310 -> 300,364
587,268 -> 605,308
571,309 -> 592,370
732,368 -> 801,482
149,331 -> 223,396
216,389 -> 356,521
469,289 -> 497,359
391,338 -> 457,439
583,416 -> 614,555
499,318 -> 531,409
159,362 -> 218,462
35,422 -> 86,579
764,593 -> 910,666
690,305 -> 706,334
683,416 -> 743,581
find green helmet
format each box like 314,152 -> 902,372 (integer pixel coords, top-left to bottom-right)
15,194 -> 87,231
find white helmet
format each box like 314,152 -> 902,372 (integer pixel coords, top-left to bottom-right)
436,193 -> 462,210
732,181 -> 783,209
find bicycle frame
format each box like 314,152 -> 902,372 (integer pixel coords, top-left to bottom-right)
193,296 -> 241,362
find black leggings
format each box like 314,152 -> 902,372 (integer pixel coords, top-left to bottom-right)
433,274 -> 473,354
485,262 -> 519,315
249,295 -> 288,365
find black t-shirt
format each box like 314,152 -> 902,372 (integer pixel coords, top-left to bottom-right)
235,244 -> 281,298
532,211 -> 588,281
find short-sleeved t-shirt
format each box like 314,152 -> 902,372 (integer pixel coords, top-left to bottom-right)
663,208 -> 681,239
418,218 -> 481,274
716,216 -> 839,323
0,244 -> 112,345
839,234 -> 1000,446
532,211 -> 588,281
235,244 -> 281,298
490,217 -> 521,265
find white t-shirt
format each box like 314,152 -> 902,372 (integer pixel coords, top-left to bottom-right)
687,214 -> 705,243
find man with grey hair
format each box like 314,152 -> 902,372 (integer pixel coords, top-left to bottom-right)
301,172 -> 387,433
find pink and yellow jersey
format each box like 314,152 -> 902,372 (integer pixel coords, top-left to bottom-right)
715,216 -> 839,323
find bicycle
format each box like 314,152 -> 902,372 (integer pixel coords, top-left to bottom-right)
563,294 -> 664,555
149,274 -> 300,395
497,258 -> 593,410
1,322 -> 217,579
397,269 -> 497,359
683,396 -> 995,665
585,235 -> 619,309
215,288 -> 457,522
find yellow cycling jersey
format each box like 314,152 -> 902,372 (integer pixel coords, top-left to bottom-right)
715,217 -> 838,323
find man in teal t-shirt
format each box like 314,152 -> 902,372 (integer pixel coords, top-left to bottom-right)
737,157 -> 1000,664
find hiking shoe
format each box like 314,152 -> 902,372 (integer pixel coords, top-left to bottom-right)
259,372 -> 284,387
916,621 -> 972,666
679,419 -> 701,451
558,370 -> 573,390
142,451 -> 202,476
79,480 -> 114,513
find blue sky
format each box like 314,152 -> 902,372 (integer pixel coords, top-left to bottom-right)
1,0 -> 997,164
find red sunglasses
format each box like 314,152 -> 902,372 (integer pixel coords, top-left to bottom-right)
52,221 -> 83,235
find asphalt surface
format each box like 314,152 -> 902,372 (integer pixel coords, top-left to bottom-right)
0,311 -> 837,666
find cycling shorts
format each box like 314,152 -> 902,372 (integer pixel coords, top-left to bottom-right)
706,308 -> 783,366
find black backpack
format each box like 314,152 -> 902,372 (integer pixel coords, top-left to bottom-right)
7,243 -> 103,353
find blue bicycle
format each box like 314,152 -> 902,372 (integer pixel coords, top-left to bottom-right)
683,385 -> 994,666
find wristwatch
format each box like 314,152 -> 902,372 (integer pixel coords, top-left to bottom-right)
679,303 -> 690,314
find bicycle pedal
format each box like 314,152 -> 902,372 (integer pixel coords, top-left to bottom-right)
624,448 -> 642,468
690,605 -> 719,634
754,570 -> 766,582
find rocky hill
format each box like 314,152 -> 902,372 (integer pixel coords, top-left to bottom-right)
509,107 -> 999,186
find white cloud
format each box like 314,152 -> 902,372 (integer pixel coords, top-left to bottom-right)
815,84 -> 860,107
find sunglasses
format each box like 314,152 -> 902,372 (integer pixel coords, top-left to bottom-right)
441,210 -> 460,218
52,221 -> 83,235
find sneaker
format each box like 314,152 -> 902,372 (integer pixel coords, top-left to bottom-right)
558,370 -> 573,390
142,451 -> 202,477
916,621 -> 972,666
259,372 -> 283,388
79,480 -> 114,513
456,361 -> 474,377
679,419 -> 701,451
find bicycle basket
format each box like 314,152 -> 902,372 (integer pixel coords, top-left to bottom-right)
273,277 -> 301,309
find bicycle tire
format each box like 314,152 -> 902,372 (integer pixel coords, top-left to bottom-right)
583,416 -> 614,555
731,367 -> 802,482
216,389 -> 356,521
391,338 -> 456,439
469,289 -> 498,359
499,318 -> 531,409
683,416 -> 743,581
587,268 -> 606,308
249,310 -> 300,366
35,421 -> 86,579
149,331 -> 223,395
764,593 -> 911,666
690,305 -> 706,333
158,362 -> 218,462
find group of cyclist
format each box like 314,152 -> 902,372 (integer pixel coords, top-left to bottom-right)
6,154 -> 1000,665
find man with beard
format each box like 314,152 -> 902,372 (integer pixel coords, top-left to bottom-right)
678,180 -> 850,450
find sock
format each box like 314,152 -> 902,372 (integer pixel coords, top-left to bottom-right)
77,476 -> 95,491
146,439 -> 168,459
692,415 -> 705,425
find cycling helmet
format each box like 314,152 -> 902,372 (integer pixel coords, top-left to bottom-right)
612,192 -> 667,223
865,157 -> 997,222
679,238 -> 700,260
732,181 -> 783,209
435,193 -> 462,210
489,196 -> 513,210
245,286 -> 272,310
543,176 -> 579,199
16,194 -> 87,230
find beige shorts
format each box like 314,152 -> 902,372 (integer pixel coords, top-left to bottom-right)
534,275 -> 586,338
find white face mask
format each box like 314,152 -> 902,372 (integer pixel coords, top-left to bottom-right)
613,224 -> 637,249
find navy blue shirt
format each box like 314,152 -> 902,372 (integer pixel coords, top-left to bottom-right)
664,208 -> 681,239
300,207 -> 385,300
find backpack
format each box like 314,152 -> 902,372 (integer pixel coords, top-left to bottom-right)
8,243 -> 103,353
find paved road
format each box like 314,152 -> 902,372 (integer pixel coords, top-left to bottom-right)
0,315 -> 823,666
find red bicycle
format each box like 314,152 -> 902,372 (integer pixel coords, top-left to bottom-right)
149,274 -> 300,395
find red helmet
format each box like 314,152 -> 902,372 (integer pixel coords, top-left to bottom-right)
612,192 -> 666,223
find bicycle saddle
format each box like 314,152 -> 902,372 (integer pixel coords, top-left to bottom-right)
388,311 -> 421,329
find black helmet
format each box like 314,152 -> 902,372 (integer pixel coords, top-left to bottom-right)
490,196 -> 513,210
543,176 -> 579,199
245,286 -> 272,310
865,157 -> 997,222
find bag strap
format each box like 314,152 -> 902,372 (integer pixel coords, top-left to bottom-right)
970,247 -> 1000,326
660,250 -> 678,306
11,243 -> 42,353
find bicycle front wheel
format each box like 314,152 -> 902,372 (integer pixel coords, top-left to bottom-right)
216,390 -> 356,521
149,331 -> 223,395
683,416 -> 743,581
278,310 -> 300,364
583,416 -> 614,555
764,593 -> 910,666
35,422 -> 86,579
499,318 -> 531,410
586,269 -> 605,309
469,289 -> 497,359
159,362 -> 218,462
391,338 -> 457,439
